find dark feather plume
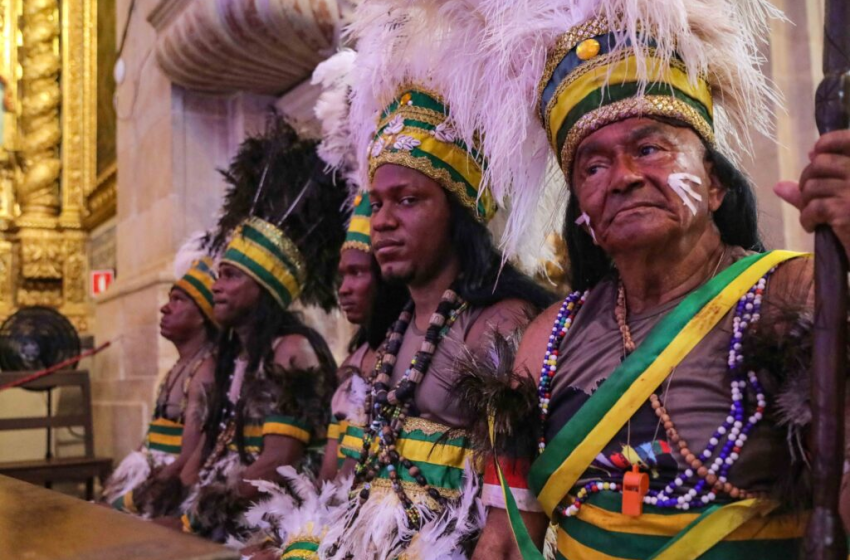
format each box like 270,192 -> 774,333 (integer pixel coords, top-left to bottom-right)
190,477 -> 253,542
204,113 -> 349,311
133,475 -> 186,518
741,299 -> 850,513
451,330 -> 540,463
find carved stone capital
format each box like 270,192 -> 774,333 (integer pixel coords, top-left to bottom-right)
149,0 -> 358,95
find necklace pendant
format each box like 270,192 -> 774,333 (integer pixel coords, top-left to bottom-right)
622,464 -> 649,517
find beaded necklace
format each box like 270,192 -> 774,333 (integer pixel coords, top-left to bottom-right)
353,289 -> 467,525
154,343 -> 212,422
538,268 -> 776,519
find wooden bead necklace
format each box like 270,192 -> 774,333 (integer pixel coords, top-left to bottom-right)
353,289 -> 467,525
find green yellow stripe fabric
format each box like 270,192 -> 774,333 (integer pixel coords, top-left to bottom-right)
531,250 -> 806,516
343,191 -> 372,252
174,256 -> 217,323
146,417 -> 183,455
263,414 -> 311,444
111,490 -> 138,514
547,54 -> 713,153
221,217 -> 305,310
555,494 -> 804,560
281,537 -> 320,560
227,415 -> 311,453
340,424 -> 364,460
229,423 -> 264,454
327,420 -> 341,441
368,418 -> 473,491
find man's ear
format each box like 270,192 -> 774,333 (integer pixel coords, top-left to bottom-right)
705,160 -> 727,212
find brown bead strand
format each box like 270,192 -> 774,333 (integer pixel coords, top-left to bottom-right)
618,280 -> 763,502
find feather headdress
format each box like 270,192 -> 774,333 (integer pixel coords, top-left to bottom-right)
312,48 -> 360,191
203,115 -> 348,311
311,49 -> 374,253
345,1 -> 497,223
426,0 -> 784,259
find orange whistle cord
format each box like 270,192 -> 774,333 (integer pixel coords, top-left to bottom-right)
622,464 -> 650,517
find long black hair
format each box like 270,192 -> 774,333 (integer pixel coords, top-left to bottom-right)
203,288 -> 337,461
347,256 -> 410,353
448,195 -> 557,311
563,137 -> 764,292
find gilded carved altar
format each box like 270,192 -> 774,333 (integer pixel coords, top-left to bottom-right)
0,0 -> 110,333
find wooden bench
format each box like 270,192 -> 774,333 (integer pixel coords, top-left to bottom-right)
0,370 -> 112,499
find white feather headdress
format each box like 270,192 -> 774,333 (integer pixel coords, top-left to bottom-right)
344,0 -> 568,270
423,0 -> 785,260
312,48 -> 360,194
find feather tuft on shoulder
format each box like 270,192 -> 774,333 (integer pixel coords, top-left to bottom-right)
452,330 -> 540,463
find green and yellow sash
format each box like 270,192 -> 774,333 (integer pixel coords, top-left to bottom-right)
496,250 -> 806,560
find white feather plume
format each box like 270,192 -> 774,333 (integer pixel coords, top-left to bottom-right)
173,231 -> 208,279
345,0 -> 566,271
362,0 -> 784,260
102,449 -> 174,505
320,462 -> 485,560
312,49 -> 361,195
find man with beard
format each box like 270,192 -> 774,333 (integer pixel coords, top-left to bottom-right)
176,117 -> 347,543
310,7 -> 555,558
102,256 -> 217,516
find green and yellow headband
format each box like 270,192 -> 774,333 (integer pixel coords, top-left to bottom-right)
538,16 -> 715,180
221,217 -> 306,309
367,86 -> 496,223
343,190 -> 371,253
174,257 -> 217,324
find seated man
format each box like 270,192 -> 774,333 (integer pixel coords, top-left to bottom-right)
175,118 -> 347,544
102,256 -> 217,516
440,1 -> 850,558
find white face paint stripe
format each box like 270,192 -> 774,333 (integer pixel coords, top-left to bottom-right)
667,173 -> 703,216
575,211 -> 597,244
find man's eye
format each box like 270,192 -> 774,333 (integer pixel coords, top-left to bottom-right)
585,164 -> 603,176
638,145 -> 660,157
400,197 -> 417,206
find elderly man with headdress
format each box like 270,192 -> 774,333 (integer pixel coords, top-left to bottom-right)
102,254 -> 218,517
414,1 -> 850,559
173,116 -> 348,544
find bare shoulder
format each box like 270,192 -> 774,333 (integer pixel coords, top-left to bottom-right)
515,301 -> 562,383
193,355 -> 216,385
767,253 -> 814,310
468,297 -> 537,338
273,334 -> 320,370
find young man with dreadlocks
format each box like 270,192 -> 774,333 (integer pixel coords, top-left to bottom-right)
174,117 -> 348,543
280,7 -> 558,560
407,1 -> 850,559
102,255 -> 218,517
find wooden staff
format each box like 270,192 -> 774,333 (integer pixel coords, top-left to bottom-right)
806,1 -> 850,557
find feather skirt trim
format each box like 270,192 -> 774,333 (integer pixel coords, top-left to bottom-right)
102,448 -> 174,504
320,462 -> 485,560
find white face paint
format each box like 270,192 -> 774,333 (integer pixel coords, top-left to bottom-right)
575,211 -> 597,244
667,173 -> 703,216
